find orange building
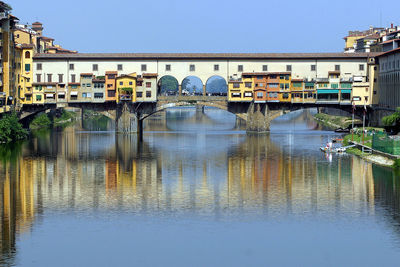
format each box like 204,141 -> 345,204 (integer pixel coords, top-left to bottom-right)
266,73 -> 281,102
105,71 -> 118,102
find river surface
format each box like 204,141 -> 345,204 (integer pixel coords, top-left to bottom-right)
1,108 -> 400,266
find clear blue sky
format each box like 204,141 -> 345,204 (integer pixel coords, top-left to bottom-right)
10,0 -> 400,53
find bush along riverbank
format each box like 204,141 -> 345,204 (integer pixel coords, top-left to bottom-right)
314,113 -> 361,130
0,113 -> 28,144
29,109 -> 76,130
342,129 -> 400,168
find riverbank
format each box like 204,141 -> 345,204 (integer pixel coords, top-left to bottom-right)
343,132 -> 400,169
30,110 -> 76,130
314,113 -> 361,129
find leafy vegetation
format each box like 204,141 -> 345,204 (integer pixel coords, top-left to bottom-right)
30,113 -> 51,130
54,109 -> 75,125
382,107 -> 400,126
314,113 -> 355,129
0,113 -> 28,144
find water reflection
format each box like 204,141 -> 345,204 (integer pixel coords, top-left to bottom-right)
1,108 -> 400,265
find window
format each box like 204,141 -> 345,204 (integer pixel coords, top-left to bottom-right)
311,65 -> 316,71
257,76 -> 263,80
146,82 -> 151,88
117,64 -> 123,71
238,65 -> 243,72
166,64 -> 171,71
244,92 -> 253,97
280,84 -> 284,90
93,64 -> 98,71
94,93 -> 103,98
286,65 -> 292,72
36,74 -> 41,82
335,64 -> 340,71
129,81 -> 133,85
25,51 -> 30,58
284,83 -> 289,89
137,81 -> 143,86
136,92 -> 143,98
119,81 -> 123,85
146,91 -> 151,98
257,83 -> 264,87
25,64 -> 30,72
37,63 -> 42,70
233,83 -> 240,88
69,64 -> 74,70
36,95 -> 42,101
108,91 -> 116,97
245,82 -> 252,88
231,93 -> 241,98
190,64 -> 195,71
214,64 -> 219,71
257,92 -> 263,98
141,64 -> 147,71
82,93 -> 87,98
58,94 -> 65,99
359,64 -> 364,71
47,74 -> 52,83
262,65 -> 268,71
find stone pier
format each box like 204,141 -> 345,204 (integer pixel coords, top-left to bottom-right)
246,103 -> 270,133
116,103 -> 140,133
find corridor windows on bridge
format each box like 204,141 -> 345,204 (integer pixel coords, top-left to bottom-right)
335,64 -> 340,71
359,64 -> 365,71
36,74 -> 41,82
158,75 -> 179,96
141,64 -> 147,72
36,63 -> 42,70
263,65 -> 268,71
58,74 -> 63,83
286,65 -> 292,72
146,91 -> 151,98
190,64 -> 195,72
71,74 -> 76,83
214,64 -> 219,71
238,65 -> 243,72
117,64 -> 123,71
165,64 -> 171,71
69,64 -> 74,70
93,64 -> 98,71
311,64 -> 316,71
136,92 -> 143,98
182,76 -> 203,96
47,74 -> 52,83
146,82 -> 151,88
206,76 -> 227,96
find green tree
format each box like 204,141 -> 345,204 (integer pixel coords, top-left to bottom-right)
382,107 -> 400,126
0,113 -> 28,143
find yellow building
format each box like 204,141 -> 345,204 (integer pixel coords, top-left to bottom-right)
32,83 -> 45,105
16,44 -> 34,106
278,73 -> 291,102
291,79 -> 304,103
116,73 -> 137,103
228,75 -> 253,102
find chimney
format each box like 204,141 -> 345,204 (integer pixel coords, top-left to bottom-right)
391,23 -> 394,28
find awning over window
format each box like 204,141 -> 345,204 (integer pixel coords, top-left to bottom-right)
46,94 -> 54,98
317,89 -> 339,94
58,92 -> 65,95
70,91 -> 78,96
341,89 -> 351,94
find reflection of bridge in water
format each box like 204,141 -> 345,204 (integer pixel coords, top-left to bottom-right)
2,128 -> 397,264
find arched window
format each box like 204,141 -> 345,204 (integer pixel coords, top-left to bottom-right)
25,51 -> 30,59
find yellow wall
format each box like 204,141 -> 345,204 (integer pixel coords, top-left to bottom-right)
14,30 -> 32,45
33,85 -> 45,105
345,36 -> 363,49
116,74 -> 137,103
228,77 -> 253,102
352,82 -> 371,106
18,48 -> 34,106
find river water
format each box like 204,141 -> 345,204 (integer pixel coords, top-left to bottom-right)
1,108 -> 400,266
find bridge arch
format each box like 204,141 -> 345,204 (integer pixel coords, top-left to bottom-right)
205,75 -> 227,96
181,76 -> 204,96
157,75 -> 179,96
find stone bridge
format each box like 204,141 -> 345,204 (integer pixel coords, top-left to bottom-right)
19,96 -> 372,134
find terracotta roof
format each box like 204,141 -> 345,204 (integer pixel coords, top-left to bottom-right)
105,71 -> 118,74
40,36 -> 54,41
381,39 -> 400,45
68,82 -> 80,86
328,71 -> 341,74
142,73 -> 158,77
137,78 -> 144,82
242,72 -> 291,76
32,82 -> 57,86
291,79 -> 304,82
80,73 -> 93,76
93,79 -> 105,82
377,47 -> 400,57
33,52 -> 379,60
